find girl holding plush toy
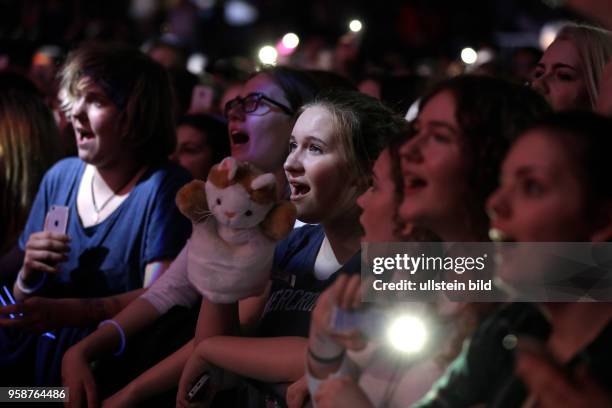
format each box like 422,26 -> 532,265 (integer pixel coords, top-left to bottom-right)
175,90 -> 408,406
61,66 -> 322,407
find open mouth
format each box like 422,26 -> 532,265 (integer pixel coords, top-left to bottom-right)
231,130 -> 249,145
290,182 -> 310,200
403,174 -> 427,194
76,128 -> 94,141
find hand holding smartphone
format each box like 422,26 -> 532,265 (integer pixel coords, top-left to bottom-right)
331,306 -> 388,338
45,205 -> 69,234
19,205 -> 70,285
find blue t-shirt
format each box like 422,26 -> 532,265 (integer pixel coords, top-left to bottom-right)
19,158 -> 192,297
257,224 -> 360,337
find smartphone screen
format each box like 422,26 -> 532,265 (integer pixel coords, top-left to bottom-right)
332,306 -> 388,334
45,205 -> 69,234
189,85 -> 214,113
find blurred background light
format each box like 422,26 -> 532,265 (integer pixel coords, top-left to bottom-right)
282,33 -> 300,49
477,48 -> 494,65
224,0 -> 258,26
461,47 -> 478,64
539,21 -> 567,50
258,45 -> 278,65
349,19 -> 363,33
187,53 -> 208,74
277,33 -> 300,57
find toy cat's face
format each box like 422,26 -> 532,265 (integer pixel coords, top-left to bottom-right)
176,156 -> 296,241
204,156 -> 277,229
205,181 -> 274,228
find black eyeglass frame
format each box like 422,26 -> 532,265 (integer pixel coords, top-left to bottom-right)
223,92 -> 294,118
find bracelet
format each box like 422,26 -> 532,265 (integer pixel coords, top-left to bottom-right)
307,347 -> 345,365
16,271 -> 46,294
98,319 -> 126,356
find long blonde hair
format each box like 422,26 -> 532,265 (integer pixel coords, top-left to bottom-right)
556,23 -> 612,109
0,75 -> 61,253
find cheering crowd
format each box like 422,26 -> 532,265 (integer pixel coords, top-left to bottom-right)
1,2 -> 612,407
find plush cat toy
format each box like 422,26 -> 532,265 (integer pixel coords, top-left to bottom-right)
175,156 -> 297,303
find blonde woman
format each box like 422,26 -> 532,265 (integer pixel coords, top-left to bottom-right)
531,23 -> 612,111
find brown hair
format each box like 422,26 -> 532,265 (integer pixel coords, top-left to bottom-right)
302,90 -> 409,195
416,75 -> 551,239
60,42 -> 176,164
0,74 -> 61,253
524,111 -> 612,212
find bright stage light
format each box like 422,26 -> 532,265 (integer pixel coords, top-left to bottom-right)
258,45 -> 278,65
187,53 -> 208,75
349,19 -> 363,33
282,33 -> 300,49
461,47 -> 478,65
386,315 -> 428,353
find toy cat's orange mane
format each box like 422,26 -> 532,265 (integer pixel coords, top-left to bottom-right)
207,161 -> 276,204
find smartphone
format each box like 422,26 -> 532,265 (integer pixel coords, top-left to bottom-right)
45,205 -> 69,234
331,306 -> 388,335
186,373 -> 210,402
189,85 -> 214,113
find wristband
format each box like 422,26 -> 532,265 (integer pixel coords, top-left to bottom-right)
306,348 -> 358,408
16,271 -> 46,294
307,347 -> 345,365
308,330 -> 344,360
98,319 -> 126,356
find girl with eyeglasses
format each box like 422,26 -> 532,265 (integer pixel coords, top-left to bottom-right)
226,67 -> 320,198
175,90 -> 407,407
60,66 -> 325,406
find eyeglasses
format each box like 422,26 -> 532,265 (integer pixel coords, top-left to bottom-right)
223,92 -> 294,118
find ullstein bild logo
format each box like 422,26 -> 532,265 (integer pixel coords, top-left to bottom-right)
361,242 -> 612,302
371,278 -> 493,292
